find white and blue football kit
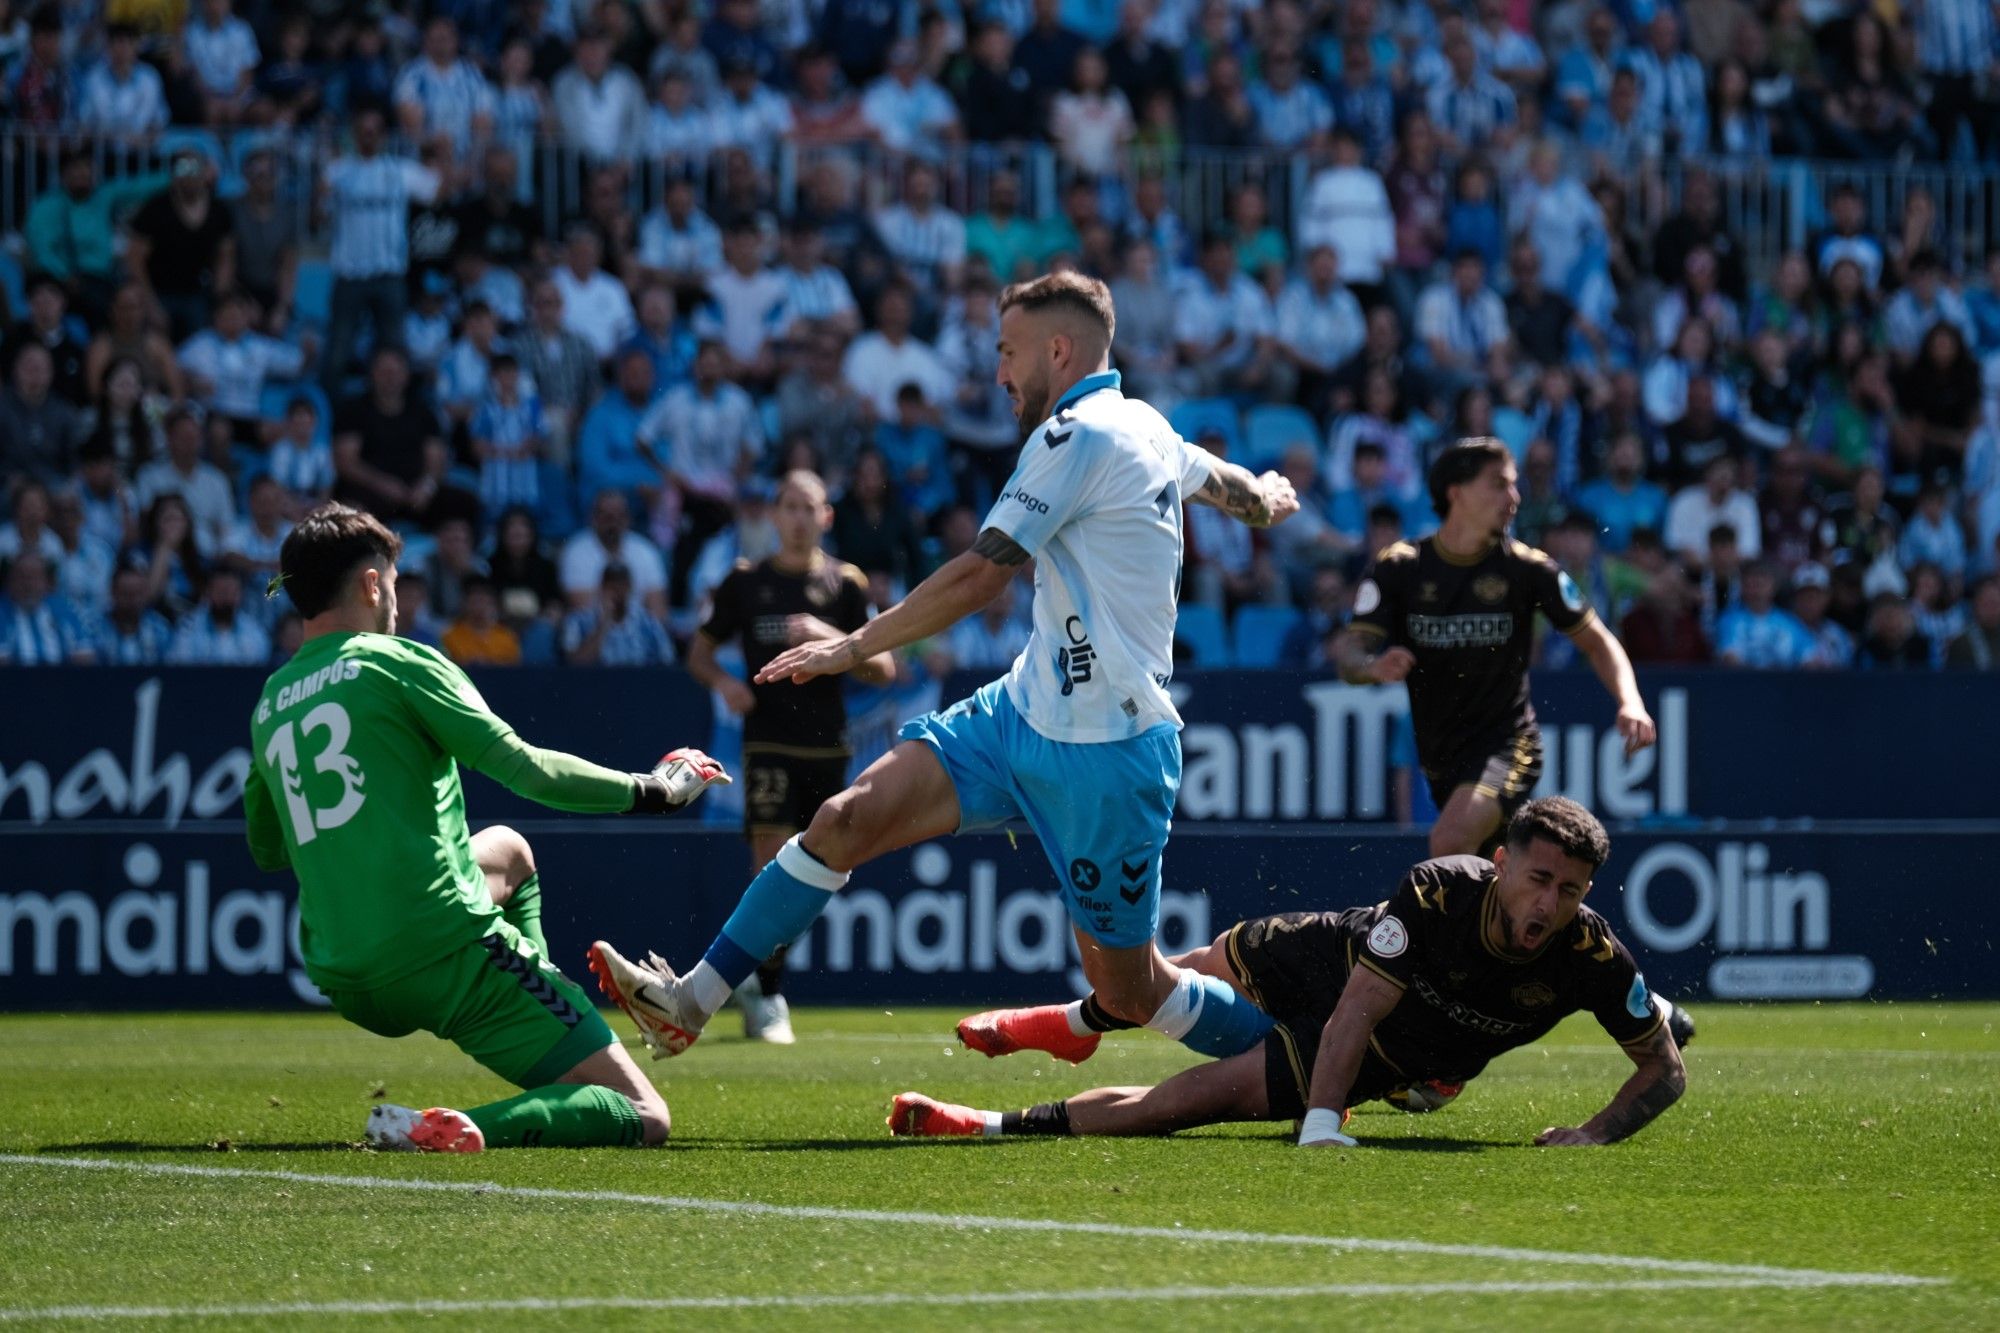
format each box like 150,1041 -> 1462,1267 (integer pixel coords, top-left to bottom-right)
899,369 -> 1211,947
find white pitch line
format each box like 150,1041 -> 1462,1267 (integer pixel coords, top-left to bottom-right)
0,1276 -> 1944,1323
0,1155 -> 1941,1289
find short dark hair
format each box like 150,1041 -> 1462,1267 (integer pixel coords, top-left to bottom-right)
1427,437 -> 1511,518
278,503 -> 402,619
1506,796 -> 1611,869
998,270 -> 1116,345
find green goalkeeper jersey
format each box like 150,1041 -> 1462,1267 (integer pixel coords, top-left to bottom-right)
244,632 -> 638,992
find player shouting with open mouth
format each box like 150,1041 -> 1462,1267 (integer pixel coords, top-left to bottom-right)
590,271 -> 1300,1067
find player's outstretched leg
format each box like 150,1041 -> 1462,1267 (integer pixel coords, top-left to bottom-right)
891,1049 -> 1274,1140
594,742 -> 960,1058
367,1105 -> 485,1152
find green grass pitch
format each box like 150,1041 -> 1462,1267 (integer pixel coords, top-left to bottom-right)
1,1003 -> 1995,1329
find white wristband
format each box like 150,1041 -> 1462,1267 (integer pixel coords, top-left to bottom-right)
1299,1107 -> 1356,1146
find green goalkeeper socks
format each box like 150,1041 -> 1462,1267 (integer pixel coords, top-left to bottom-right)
465,1083 -> 644,1148
502,874 -> 547,956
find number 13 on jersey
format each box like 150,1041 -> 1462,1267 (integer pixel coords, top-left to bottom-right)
264,701 -> 368,845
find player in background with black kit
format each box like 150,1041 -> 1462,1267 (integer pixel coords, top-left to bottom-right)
242,503 -> 730,1152
685,471 -> 892,1044
1334,436 -> 1691,1047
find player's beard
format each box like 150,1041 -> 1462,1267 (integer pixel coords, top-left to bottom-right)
376,583 -> 398,635
1012,370 -> 1050,444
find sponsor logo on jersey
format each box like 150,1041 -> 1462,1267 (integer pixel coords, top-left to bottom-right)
1558,570 -> 1586,612
1353,580 -> 1382,615
1626,974 -> 1651,1019
1001,488 -> 1050,516
1411,974 -> 1533,1035
1368,914 -> 1408,957
1407,612 -> 1515,649
1056,615 -> 1096,696
1513,981 -> 1557,1009
1473,574 -> 1509,604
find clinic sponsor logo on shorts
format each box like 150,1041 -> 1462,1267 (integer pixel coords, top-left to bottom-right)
1407,612 -> 1515,649
1367,914 -> 1408,958
1001,488 -> 1050,516
1068,858 -> 1101,892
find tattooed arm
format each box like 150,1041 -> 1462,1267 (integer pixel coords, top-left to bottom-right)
755,530 -> 1024,684
1536,1023 -> 1688,1146
1186,455 -> 1301,529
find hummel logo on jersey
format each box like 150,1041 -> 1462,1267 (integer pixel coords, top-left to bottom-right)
1044,408 -> 1077,449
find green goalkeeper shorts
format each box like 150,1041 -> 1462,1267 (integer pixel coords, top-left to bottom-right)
322,921 -> 618,1089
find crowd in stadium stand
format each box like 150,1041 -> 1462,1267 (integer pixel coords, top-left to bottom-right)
2,0 -> 2000,675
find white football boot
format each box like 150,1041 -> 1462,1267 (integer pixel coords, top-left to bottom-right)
588,941 -> 709,1058
366,1104 -> 484,1153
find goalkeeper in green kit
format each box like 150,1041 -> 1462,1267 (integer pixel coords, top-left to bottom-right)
243,503 -> 730,1153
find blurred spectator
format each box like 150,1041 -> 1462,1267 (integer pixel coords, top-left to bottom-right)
437,300 -> 504,428
5,276 -> 89,407
789,47 -> 869,146
394,570 -> 442,647
126,493 -> 205,619
1557,7 -> 1623,127
1820,464 -> 1901,570
1804,351 -> 1894,490
0,343 -> 84,484
1789,562 -> 1854,668
442,576 -> 523,666
177,293 -> 307,449
1278,565 -> 1352,668
561,490 -> 668,616
77,23 -> 168,136
320,107 -> 440,393
184,0 -> 260,126
874,163 -> 967,293
641,339 -> 765,603
395,15 -> 496,152
843,284 -> 954,418
231,151 -> 301,328
577,349 -> 664,513
168,566 -> 270,665
1623,11 -> 1707,157
489,507 -> 564,628
562,563 -> 676,664
1667,454 -> 1760,565
700,219 -> 788,385
639,175 -> 724,291
1857,592 -> 1932,669
1893,323 -> 1981,497
1907,562 -> 1965,666
1740,329 -> 1811,451
220,474 -> 291,592
6,9 -> 69,128
75,438 -> 140,552
95,564 -> 176,664
778,224 -> 860,339
1659,375 -> 1747,487
420,518 -> 489,624
957,23 -> 1040,144
1504,236 -> 1576,371
0,550 -> 94,664
1757,446 -> 1825,574
252,16 -> 322,128
874,382 -> 952,516
711,56 -> 797,162
553,28 -> 648,161
136,408 -> 233,553
518,281 -> 602,461
1176,232 -> 1277,398
552,226 -> 637,363
470,353 -> 547,519
1620,563 -> 1712,664
1248,44 -> 1330,152
1443,161 -> 1501,276
862,39 -> 960,154
1883,252 -> 1974,364
1814,185 -> 1885,292
1426,28 -> 1516,156
1016,0 -> 1088,101
1182,50 -> 1256,150
1186,431 -> 1279,614
775,328 -> 872,489
1275,245 -> 1366,413
456,145 -> 544,275
267,395 -> 334,517
26,152 -> 166,329
1716,561 -> 1813,667
334,348 -> 474,531
832,448 -> 926,591
1898,483 -> 1969,583
1945,576 -> 2000,669
0,479 -> 62,568
1414,248 -> 1508,395
88,285 -> 184,402
966,172 -> 1046,286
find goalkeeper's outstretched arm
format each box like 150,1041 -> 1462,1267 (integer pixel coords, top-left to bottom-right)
468,733 -> 730,814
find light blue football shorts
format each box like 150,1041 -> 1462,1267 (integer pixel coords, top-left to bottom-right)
898,678 -> 1182,948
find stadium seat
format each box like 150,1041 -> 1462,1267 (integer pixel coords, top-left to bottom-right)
1175,602 -> 1231,667
1242,404 -> 1321,472
518,618 -> 558,666
1232,605 -> 1302,668
293,260 -> 333,330
1169,398 -> 1242,456
0,251 -> 24,318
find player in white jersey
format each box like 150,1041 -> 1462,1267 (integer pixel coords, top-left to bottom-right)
590,273 -> 1299,1062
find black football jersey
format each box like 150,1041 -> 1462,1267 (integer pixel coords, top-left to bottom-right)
1339,855 -> 1662,1080
1347,536 -> 1596,767
699,554 -> 872,750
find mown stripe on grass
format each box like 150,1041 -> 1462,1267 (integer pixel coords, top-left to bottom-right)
0,1276 -> 1951,1323
0,1154 -> 1945,1288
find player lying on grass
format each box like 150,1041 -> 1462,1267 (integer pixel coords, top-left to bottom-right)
892,797 -> 1687,1147
242,503 -> 729,1153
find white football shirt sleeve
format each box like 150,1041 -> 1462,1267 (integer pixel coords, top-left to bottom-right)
1176,434 -> 1216,497
981,419 -> 1100,558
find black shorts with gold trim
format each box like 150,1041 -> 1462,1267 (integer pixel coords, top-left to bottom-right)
1225,912 -> 1403,1118
1423,728 -> 1545,848
741,743 -> 849,836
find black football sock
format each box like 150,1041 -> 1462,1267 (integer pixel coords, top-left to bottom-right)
999,1100 -> 1073,1136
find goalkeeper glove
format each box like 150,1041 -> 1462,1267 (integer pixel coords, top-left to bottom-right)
629,748 -> 732,813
